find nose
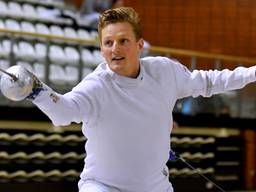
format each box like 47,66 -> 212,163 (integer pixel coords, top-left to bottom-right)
112,41 -> 121,54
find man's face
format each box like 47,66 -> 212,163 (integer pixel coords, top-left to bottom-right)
100,22 -> 144,78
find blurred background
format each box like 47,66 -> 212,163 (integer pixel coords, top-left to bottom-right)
0,0 -> 255,191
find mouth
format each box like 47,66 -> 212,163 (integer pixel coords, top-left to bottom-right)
112,56 -> 125,61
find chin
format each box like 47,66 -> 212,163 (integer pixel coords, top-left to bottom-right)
111,66 -> 126,76
113,67 -> 123,75
110,62 -> 123,69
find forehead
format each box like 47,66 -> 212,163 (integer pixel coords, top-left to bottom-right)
101,22 -> 135,39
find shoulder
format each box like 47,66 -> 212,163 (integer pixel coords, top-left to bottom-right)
141,56 -> 178,69
73,62 -> 109,92
84,62 -> 111,82
141,56 -> 170,64
140,56 -> 178,75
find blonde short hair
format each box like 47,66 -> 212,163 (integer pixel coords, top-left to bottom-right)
98,7 -> 142,41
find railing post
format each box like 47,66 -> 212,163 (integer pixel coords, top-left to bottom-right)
191,56 -> 197,70
78,44 -> 83,83
45,40 -> 50,85
214,59 -> 222,70
9,34 -> 15,66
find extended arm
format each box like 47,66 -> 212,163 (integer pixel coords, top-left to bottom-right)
0,65 -> 102,127
171,60 -> 256,99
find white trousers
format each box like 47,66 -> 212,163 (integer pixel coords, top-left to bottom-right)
79,179 -> 173,192
79,180 -> 121,192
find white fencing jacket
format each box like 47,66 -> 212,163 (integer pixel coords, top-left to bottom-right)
33,56 -> 256,192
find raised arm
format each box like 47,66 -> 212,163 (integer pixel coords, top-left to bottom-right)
171,60 -> 256,99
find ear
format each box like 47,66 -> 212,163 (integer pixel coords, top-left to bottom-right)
137,38 -> 144,51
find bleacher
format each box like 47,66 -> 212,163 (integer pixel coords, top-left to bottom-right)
0,0 -> 103,95
0,118 -> 246,192
0,0 -> 255,191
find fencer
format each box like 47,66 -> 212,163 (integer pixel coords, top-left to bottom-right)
1,6 -> 256,192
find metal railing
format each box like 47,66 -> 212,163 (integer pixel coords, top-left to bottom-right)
1,27 -> 256,68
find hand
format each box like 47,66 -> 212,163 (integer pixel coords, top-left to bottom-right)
0,65 -> 43,101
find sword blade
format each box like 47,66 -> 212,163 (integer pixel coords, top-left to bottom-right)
169,149 -> 226,192
0,67 -> 18,81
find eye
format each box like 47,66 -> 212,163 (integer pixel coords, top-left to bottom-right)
104,40 -> 113,47
120,39 -> 128,45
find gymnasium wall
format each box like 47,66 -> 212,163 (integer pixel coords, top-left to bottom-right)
125,0 -> 256,59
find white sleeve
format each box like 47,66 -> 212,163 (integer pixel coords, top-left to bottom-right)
171,60 -> 256,99
32,77 -> 103,127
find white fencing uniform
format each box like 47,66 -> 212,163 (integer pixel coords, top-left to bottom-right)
33,56 -> 256,192
79,179 -> 121,192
